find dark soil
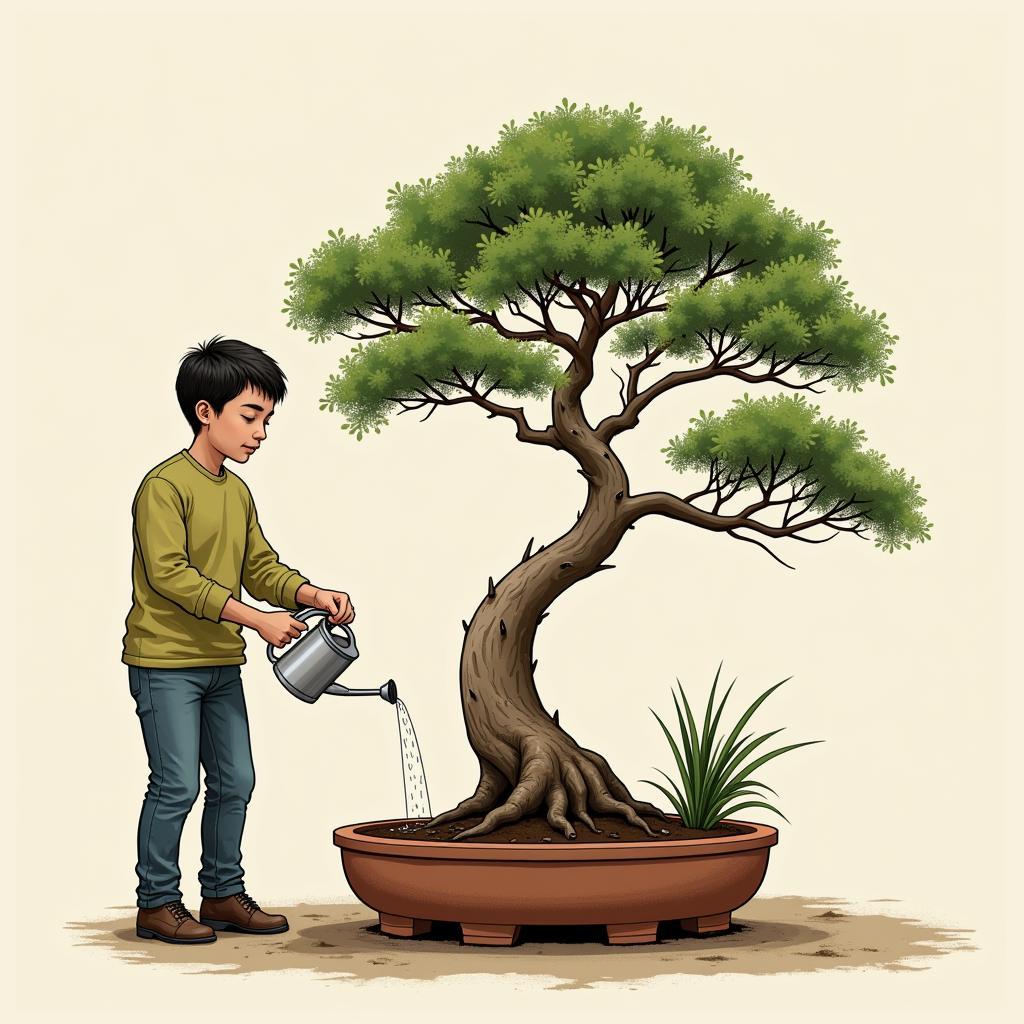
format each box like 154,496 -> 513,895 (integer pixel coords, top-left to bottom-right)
356,814 -> 757,844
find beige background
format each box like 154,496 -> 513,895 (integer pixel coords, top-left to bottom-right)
9,0 -> 1021,1019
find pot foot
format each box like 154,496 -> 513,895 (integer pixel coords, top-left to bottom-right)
606,921 -> 660,945
460,922 -> 521,946
679,911 -> 732,936
379,912 -> 432,938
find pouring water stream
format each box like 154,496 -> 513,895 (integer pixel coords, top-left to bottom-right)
395,697 -> 432,819
266,613 -> 431,820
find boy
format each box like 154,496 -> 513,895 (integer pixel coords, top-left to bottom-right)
122,335 -> 355,944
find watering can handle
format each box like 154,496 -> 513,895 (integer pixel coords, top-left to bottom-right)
266,606 -> 328,663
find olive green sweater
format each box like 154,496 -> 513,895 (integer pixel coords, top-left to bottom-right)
121,449 -> 309,667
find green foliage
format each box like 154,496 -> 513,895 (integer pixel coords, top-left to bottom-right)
286,99 -> 851,434
651,256 -> 895,391
608,316 -> 670,359
713,190 -> 838,269
641,664 -> 822,829
283,228 -> 459,343
661,393 -> 932,552
318,307 -> 567,440
461,209 -> 665,309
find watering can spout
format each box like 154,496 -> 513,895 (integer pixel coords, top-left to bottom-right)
324,678 -> 399,703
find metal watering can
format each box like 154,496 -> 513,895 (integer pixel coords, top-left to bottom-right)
266,606 -> 397,705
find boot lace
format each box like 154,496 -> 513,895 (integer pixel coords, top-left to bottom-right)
235,892 -> 261,916
165,900 -> 194,925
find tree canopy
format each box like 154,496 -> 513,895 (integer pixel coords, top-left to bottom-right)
284,98 -> 930,557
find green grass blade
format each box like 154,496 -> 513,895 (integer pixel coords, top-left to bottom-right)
700,787 -> 769,825
705,730 -> 752,791
706,733 -> 727,781
700,662 -> 723,760
673,682 -> 701,780
701,678 -> 790,808
705,780 -> 780,820
706,728 -> 786,804
674,682 -> 706,818
650,708 -> 690,785
706,675 -> 738,762
714,800 -> 791,826
727,740 -> 825,792
653,767 -> 689,816
667,686 -> 697,781
649,707 -> 697,813
713,777 -> 780,803
696,665 -> 729,818
702,730 -> 776,812
640,778 -> 686,819
712,677 -> 792,780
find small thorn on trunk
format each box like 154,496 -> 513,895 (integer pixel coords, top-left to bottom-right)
577,469 -> 590,478
499,619 -> 507,637
553,709 -> 559,725
537,543 -> 545,553
615,490 -> 624,501
594,564 -> 616,573
537,612 -> 549,624
532,659 -> 538,672
576,510 -> 580,519
560,561 -> 574,569
522,537 -> 534,561
469,689 -> 478,701
462,619 -> 469,631
487,577 -> 496,599
627,524 -> 635,530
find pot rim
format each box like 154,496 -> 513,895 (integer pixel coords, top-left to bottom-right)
333,816 -> 778,862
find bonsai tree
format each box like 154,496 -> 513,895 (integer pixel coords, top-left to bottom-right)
284,99 -> 931,842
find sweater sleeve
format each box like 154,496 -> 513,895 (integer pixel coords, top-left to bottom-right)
133,477 -> 233,621
241,496 -> 309,610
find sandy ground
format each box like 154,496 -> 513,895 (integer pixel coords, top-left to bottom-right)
66,894 -> 976,991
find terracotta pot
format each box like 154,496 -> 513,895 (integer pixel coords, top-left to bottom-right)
333,816 -> 778,946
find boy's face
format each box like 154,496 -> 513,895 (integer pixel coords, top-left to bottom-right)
195,384 -> 275,463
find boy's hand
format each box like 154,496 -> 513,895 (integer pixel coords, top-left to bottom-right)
313,588 -> 355,625
258,611 -> 309,649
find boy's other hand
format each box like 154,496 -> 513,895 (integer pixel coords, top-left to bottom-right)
313,588 -> 355,625
259,611 -> 309,649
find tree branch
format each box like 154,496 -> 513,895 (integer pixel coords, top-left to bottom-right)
448,287 -> 580,356
596,351 -> 843,443
624,487 -> 870,569
389,369 -> 562,448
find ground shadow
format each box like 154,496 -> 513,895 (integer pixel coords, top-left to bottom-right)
67,895 -> 977,990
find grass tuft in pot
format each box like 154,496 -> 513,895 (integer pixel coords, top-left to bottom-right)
641,662 -> 823,830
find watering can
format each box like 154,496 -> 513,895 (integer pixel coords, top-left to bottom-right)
266,606 -> 397,705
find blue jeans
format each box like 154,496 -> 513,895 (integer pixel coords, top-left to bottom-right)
128,665 -> 256,909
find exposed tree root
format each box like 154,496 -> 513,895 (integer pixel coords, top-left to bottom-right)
424,732 -> 670,842
423,760 -> 508,830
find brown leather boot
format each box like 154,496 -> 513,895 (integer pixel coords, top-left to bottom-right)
136,900 -> 216,944
199,892 -> 289,935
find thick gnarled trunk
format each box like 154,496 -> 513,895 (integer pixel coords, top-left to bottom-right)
427,396 -> 667,840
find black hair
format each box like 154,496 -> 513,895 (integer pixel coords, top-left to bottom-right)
176,335 -> 288,435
